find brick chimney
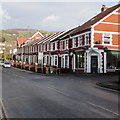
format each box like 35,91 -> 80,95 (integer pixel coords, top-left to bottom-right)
101,5 -> 108,12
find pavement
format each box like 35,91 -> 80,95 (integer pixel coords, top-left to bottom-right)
97,81 -> 120,91
2,67 -> 120,118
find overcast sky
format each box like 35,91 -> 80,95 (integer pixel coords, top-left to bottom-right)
0,1 -> 118,31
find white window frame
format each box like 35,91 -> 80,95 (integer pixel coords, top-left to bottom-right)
72,38 -> 75,48
60,41 -> 62,51
47,44 -> 49,51
45,55 -> 49,65
51,55 -> 58,66
55,41 -> 58,50
85,34 -> 89,45
78,35 -> 82,47
61,54 -> 69,68
54,55 -> 58,66
102,33 -> 112,45
66,39 -> 69,49
61,40 -> 66,50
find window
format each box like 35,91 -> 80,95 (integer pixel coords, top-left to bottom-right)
61,55 -> 69,68
47,56 -> 49,65
78,36 -> 82,47
107,51 -> 120,69
50,43 -> 53,51
72,38 -> 74,48
49,43 -> 51,51
76,52 -> 84,68
85,34 -> 89,45
103,33 -> 112,44
51,56 -> 54,66
51,55 -> 58,66
45,44 -> 47,51
55,56 -> 58,66
63,41 -> 65,50
72,38 -> 76,48
61,56 -> 64,67
39,46 -> 41,52
66,40 -> 69,49
65,55 -> 68,67
55,42 -> 58,50
53,43 -> 55,50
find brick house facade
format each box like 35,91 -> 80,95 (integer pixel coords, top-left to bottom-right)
16,4 -> 120,74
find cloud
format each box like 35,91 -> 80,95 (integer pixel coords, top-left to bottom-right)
1,2 -> 117,30
42,15 -> 61,25
0,6 -> 11,20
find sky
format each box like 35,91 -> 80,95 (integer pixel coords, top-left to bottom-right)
0,1 -> 118,31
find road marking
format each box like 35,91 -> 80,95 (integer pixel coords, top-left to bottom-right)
88,102 -> 119,116
47,86 -> 69,97
19,76 -> 25,79
0,100 -> 9,119
12,73 -> 25,79
13,74 -> 18,77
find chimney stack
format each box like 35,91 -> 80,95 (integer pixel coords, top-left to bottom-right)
101,5 -> 108,12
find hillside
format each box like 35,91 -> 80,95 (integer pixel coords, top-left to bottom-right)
1,28 -> 58,40
0,29 -> 58,60
0,28 -> 58,45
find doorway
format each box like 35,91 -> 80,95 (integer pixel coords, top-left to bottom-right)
91,56 -> 98,73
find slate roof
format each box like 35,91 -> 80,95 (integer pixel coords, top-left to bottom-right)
71,3 -> 120,35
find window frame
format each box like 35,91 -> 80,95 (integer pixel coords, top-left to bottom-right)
102,33 -> 112,45
78,35 -> 82,47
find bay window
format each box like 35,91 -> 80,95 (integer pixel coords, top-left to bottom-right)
61,55 -> 69,68
51,55 -> 58,66
76,52 -> 84,68
107,51 -> 120,69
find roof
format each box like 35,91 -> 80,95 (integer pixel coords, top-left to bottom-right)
17,31 -> 44,46
41,28 -> 77,43
71,3 -> 120,35
38,31 -> 64,44
17,37 -> 29,46
30,32 -> 44,39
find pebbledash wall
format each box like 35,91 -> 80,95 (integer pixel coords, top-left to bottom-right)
16,4 -> 120,74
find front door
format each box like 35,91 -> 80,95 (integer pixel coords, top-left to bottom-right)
91,56 -> 98,73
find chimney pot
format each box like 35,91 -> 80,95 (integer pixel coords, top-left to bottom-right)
101,5 -> 108,12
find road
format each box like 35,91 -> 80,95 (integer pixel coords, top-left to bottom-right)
2,67 -> 119,118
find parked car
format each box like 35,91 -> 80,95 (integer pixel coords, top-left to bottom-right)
3,62 -> 11,68
0,61 -> 4,66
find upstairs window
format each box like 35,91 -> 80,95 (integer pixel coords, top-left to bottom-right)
45,44 -> 47,51
103,33 -> 112,44
66,40 -> 69,49
53,43 -> 55,50
72,38 -> 76,48
78,35 -> 82,47
63,41 -> 65,50
55,42 -> 58,50
60,41 -> 63,50
85,34 -> 89,45
47,44 -> 49,51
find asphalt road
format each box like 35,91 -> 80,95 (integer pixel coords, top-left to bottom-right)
2,67 -> 119,118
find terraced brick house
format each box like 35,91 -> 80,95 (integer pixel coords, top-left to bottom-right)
16,32 -> 44,68
69,4 -> 120,73
15,4 -> 120,74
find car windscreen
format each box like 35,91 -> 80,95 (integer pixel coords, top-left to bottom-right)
5,62 -> 10,64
